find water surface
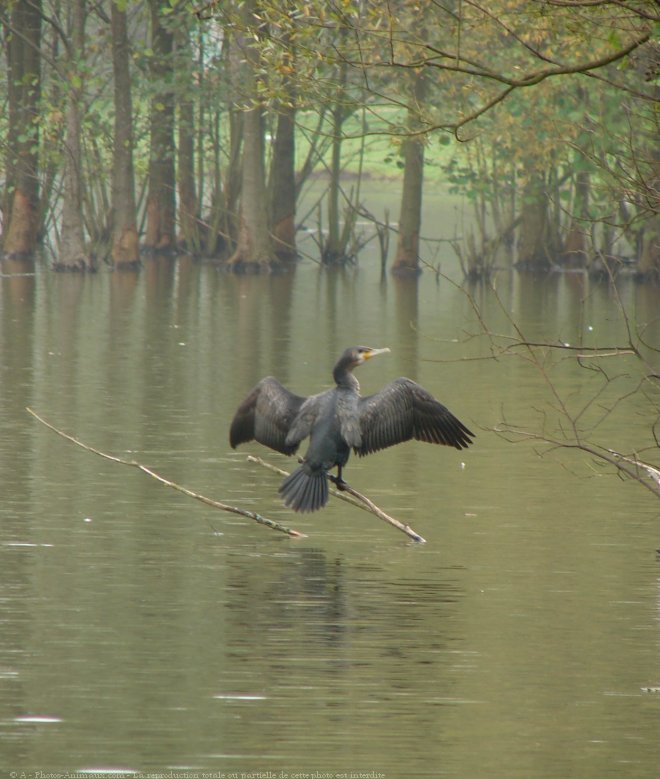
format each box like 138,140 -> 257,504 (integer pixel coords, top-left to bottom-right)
1,243 -> 658,777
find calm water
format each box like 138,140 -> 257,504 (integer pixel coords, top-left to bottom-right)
1,239 -> 659,777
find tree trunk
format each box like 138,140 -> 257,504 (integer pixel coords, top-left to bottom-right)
322,56 -> 349,265
177,93 -> 198,254
326,108 -> 343,262
110,4 -> 140,269
228,104 -> 276,270
175,25 -> 199,255
391,135 -> 425,276
2,0 -> 42,260
561,168 -> 590,268
517,172 -> 552,269
637,217 -> 660,280
269,104 -> 297,261
391,34 -> 427,276
55,0 -> 93,271
635,74 -> 660,280
267,20 -> 296,263
143,0 -> 176,255
203,35 -> 240,257
392,69 -> 426,276
227,4 -> 277,272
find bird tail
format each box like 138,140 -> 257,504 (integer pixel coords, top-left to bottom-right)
279,464 -> 329,513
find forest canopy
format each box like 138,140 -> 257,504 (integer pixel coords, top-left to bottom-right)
0,0 -> 657,276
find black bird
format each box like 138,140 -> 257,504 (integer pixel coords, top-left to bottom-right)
229,346 -> 474,513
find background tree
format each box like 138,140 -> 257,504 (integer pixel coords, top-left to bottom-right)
267,24 -> 297,264
391,69 -> 427,276
268,101 -> 297,261
226,1 -> 278,271
110,1 -> 139,269
143,0 -> 176,254
174,19 -> 200,254
55,0 -> 92,271
0,0 -> 655,274
2,0 -> 42,261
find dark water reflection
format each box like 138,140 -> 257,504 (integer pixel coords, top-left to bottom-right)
1,254 -> 659,777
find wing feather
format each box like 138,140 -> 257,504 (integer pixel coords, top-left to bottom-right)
229,377 -> 307,455
356,377 -> 474,455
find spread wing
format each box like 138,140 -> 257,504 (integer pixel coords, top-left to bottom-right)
229,377 -> 307,456
356,377 -> 474,455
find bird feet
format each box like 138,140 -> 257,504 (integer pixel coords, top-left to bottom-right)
329,474 -> 349,491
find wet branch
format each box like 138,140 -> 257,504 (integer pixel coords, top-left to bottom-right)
247,455 -> 427,543
26,408 -> 306,539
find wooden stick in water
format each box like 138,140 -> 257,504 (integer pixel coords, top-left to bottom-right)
247,455 -> 427,543
26,408 -> 307,539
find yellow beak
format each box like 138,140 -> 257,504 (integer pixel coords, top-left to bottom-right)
364,347 -> 391,360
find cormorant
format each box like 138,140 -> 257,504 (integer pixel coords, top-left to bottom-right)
229,346 -> 474,513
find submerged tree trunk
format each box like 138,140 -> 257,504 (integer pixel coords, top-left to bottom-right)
55,0 -> 93,271
268,104 -> 297,261
110,4 -> 140,269
391,135 -> 425,276
177,91 -> 198,253
2,0 -> 42,260
391,70 -> 426,277
637,217 -> 660,280
267,20 -> 296,263
227,4 -> 278,272
635,76 -> 660,280
322,53 -> 351,265
517,172 -> 552,269
324,104 -> 344,263
561,166 -> 590,269
143,0 -> 176,255
175,24 -> 199,255
228,103 -> 276,270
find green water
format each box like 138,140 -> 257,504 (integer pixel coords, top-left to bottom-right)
1,250 -> 658,778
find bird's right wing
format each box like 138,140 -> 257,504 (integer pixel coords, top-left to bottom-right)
229,377 -> 307,456
356,377 -> 474,455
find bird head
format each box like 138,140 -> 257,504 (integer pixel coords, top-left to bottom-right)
333,346 -> 390,387
344,346 -> 391,368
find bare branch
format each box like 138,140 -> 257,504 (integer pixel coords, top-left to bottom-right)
246,455 -> 427,543
545,0 -> 660,23
26,408 -> 307,539
496,420 -> 660,498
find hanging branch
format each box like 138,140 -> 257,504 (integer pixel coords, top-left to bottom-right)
26,408 -> 306,539
247,455 -> 427,543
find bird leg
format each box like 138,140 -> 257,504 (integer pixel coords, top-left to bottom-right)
329,465 -> 349,491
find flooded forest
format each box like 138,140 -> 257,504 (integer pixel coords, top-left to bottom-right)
1,1 -> 658,278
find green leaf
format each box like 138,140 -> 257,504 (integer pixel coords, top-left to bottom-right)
608,29 -> 621,49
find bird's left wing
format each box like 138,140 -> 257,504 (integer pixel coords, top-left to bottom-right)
229,377 -> 307,456
356,377 -> 474,455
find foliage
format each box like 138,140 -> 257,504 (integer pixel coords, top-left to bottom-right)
0,0 -> 656,269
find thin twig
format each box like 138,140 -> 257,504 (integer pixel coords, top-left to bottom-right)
247,455 -> 427,543
493,421 -> 660,500
26,408 -> 307,539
